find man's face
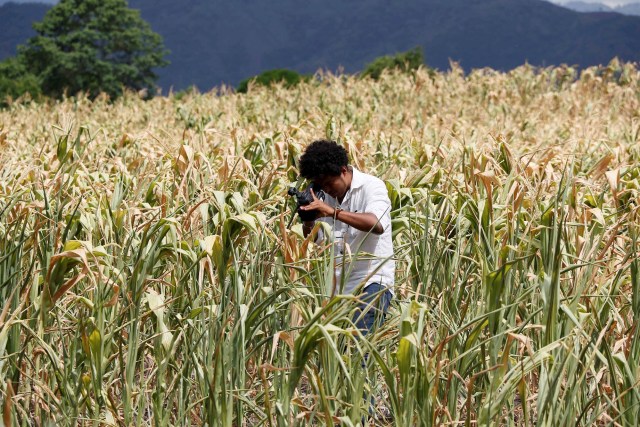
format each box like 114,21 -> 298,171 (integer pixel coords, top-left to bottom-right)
314,166 -> 350,200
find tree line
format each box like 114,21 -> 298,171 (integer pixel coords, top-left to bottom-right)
1,0 -> 427,106
0,0 -> 167,106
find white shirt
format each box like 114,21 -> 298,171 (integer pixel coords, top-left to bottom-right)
317,167 -> 395,295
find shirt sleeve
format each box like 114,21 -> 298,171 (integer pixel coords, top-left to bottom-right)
363,179 -> 392,231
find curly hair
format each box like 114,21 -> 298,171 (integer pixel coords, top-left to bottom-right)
299,140 -> 349,179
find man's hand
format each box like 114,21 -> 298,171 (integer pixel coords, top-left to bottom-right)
300,189 -> 384,235
299,188 -> 336,218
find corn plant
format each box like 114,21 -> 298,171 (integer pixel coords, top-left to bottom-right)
1,59 -> 639,425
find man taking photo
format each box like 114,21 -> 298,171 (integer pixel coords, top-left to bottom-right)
297,139 -> 395,334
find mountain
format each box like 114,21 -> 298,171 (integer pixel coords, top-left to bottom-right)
2,0 -> 640,92
126,0 -> 640,91
0,0 -> 54,4
563,1 -> 613,12
616,3 -> 640,15
0,0 -> 55,3
555,1 -> 640,15
0,2 -> 48,58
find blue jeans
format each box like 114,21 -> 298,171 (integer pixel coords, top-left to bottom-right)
353,283 -> 392,335
351,283 -> 392,422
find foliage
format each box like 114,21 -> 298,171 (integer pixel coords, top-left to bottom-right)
236,68 -> 310,93
172,84 -> 200,101
1,60 -> 640,425
19,0 -> 168,99
360,47 -> 425,80
0,56 -> 41,107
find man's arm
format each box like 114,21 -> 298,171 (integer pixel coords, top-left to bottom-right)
299,190 -> 383,235
302,211 -> 381,237
332,210 -> 383,234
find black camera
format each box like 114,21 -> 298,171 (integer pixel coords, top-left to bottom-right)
288,183 -> 325,222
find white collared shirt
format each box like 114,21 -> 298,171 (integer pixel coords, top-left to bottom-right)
317,167 -> 395,295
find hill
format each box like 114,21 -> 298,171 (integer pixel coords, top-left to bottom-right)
127,0 -> 640,91
617,3 -> 640,15
563,1 -> 613,12
0,0 -> 55,3
558,1 -> 640,15
0,2 -> 48,58
2,0 -> 640,91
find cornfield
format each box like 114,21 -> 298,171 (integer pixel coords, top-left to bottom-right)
1,59 -> 639,426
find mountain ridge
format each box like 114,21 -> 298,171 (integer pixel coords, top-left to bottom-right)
563,1 -> 613,12
2,0 -> 640,91
0,2 -> 49,58
559,1 -> 640,15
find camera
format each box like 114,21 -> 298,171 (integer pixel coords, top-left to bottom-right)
288,183 -> 325,222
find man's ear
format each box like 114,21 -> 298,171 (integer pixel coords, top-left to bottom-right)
341,165 -> 349,175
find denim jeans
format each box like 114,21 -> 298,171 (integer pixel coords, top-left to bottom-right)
352,282 -> 392,335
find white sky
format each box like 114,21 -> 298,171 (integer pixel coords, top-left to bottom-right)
550,0 -> 638,6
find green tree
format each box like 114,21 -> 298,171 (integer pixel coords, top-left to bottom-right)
360,46 -> 425,80
0,57 -> 41,107
20,0 -> 168,99
237,69 -> 310,94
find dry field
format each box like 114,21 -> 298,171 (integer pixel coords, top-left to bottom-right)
1,59 -> 639,426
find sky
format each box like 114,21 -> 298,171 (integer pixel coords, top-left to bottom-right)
549,0 -> 637,6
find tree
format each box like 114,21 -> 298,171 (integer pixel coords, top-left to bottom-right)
360,47 -> 425,80
20,0 -> 168,99
0,57 -> 41,107
236,69 -> 310,94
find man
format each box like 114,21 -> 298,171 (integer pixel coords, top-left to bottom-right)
298,139 -> 394,334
